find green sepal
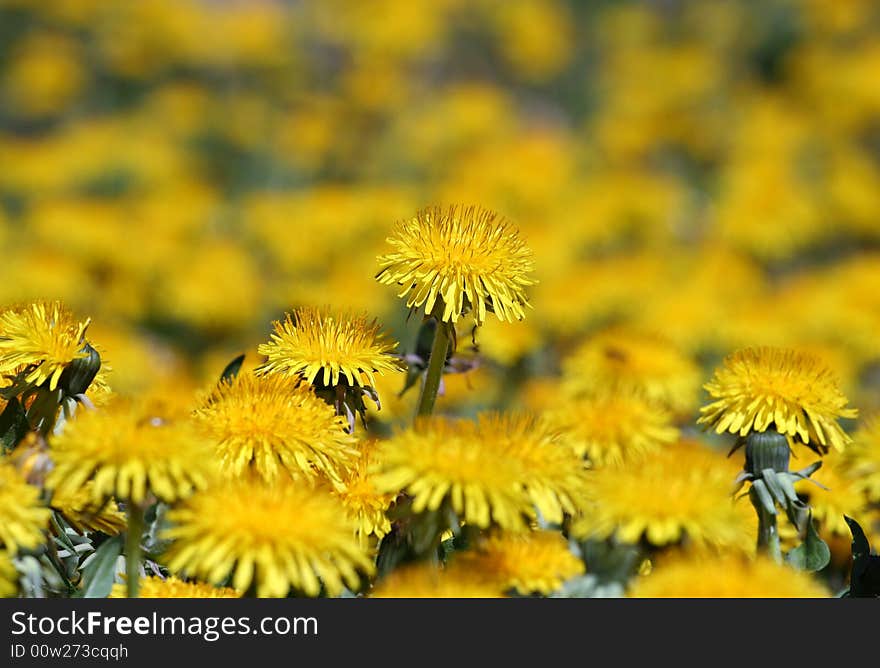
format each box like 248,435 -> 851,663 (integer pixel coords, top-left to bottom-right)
761,469 -> 789,507
751,480 -> 777,516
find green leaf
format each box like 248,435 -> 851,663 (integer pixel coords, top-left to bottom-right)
219,354 -> 246,383
78,536 -> 123,599
0,397 -> 30,452
844,516 -> 880,598
786,516 -> 831,572
846,516 -> 870,579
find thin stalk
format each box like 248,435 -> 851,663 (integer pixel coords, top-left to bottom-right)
751,490 -> 782,563
125,504 -> 145,598
415,317 -> 450,419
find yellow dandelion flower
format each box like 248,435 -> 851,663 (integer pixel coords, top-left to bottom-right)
547,391 -> 679,467
47,399 -> 215,505
256,307 -> 402,389
561,329 -> 701,415
0,300 -> 91,391
162,479 -> 374,598
369,562 -> 504,598
454,530 -> 584,595
376,205 -> 536,324
845,416 -> 880,502
194,373 -> 358,486
333,441 -> 394,548
50,483 -> 126,536
110,576 -> 240,599
374,413 -> 583,531
0,551 -> 18,597
477,412 -> 589,524
571,440 -> 752,550
698,347 -> 857,453
373,417 -> 534,529
628,553 -> 830,598
0,460 -> 50,554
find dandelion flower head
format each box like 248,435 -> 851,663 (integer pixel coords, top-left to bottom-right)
376,205 -> 536,324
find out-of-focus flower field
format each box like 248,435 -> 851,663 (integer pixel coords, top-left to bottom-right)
1,0 -> 880,599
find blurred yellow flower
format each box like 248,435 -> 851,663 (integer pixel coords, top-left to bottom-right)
548,391 -> 679,467
846,416 -> 880,502
562,329 -> 701,416
699,347 -> 857,453
163,479 -> 374,597
110,576 -> 239,599
50,484 -> 126,536
572,440 -> 751,550
628,553 -> 830,598
0,461 -> 50,555
794,451 -> 873,538
373,416 -> 535,530
0,551 -> 17,598
376,205 -> 536,324
47,399 -> 215,505
454,530 -> 584,595
333,441 -> 394,549
369,562 -> 504,598
374,413 -> 586,529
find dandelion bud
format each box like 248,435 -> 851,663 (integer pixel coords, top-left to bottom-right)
744,430 -> 791,476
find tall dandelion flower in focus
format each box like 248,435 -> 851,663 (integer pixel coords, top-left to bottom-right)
162,479 -> 374,597
628,553 -> 830,598
376,205 -> 536,325
256,307 -> 403,429
698,347 -> 857,565
195,372 -> 358,486
698,347 -> 857,454
0,461 -> 51,554
454,531 -> 585,596
376,205 -> 535,417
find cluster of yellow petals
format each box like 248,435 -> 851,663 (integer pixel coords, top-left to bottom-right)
699,347 -> 857,452
256,307 -> 403,388
162,479 -> 374,598
0,301 -> 91,391
376,205 -> 536,324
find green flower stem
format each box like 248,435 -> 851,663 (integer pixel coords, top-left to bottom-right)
125,504 -> 145,598
415,315 -> 450,419
751,489 -> 782,563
